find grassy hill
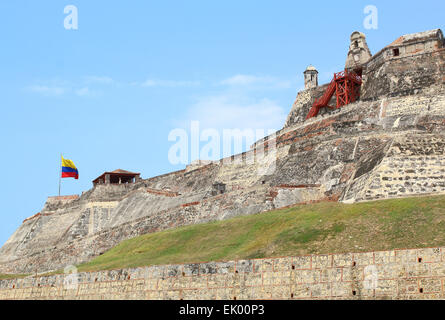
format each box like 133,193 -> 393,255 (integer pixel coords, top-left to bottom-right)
75,194 -> 445,273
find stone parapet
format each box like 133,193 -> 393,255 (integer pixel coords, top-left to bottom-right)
1,246 -> 444,300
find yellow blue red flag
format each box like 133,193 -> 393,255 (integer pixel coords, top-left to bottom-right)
61,156 -> 79,179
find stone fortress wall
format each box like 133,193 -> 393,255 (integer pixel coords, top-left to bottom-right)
1,246 -> 445,300
0,29 -> 444,276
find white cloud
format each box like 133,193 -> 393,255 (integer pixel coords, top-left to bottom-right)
220,74 -> 291,89
141,79 -> 200,88
220,75 -> 265,86
84,76 -> 114,85
75,87 -> 90,96
26,85 -> 67,96
26,84 -> 99,98
182,93 -> 286,131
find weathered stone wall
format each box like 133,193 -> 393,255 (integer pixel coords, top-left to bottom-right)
343,133 -> 445,202
2,84 -> 445,274
362,49 -> 445,101
1,246 -> 445,300
284,31 -> 445,128
1,29 -> 444,275
284,83 -> 338,128
364,29 -> 443,76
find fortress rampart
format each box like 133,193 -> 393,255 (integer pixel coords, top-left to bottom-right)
1,246 -> 445,300
1,29 -> 444,276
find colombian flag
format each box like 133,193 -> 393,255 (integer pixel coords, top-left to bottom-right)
61,156 -> 79,179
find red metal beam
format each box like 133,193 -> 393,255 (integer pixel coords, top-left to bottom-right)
306,69 -> 362,120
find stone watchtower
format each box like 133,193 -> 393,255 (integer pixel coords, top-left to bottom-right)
345,31 -> 372,72
304,65 -> 318,89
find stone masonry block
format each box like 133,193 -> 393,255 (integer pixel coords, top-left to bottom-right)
293,269 -> 320,284
374,250 -> 397,265
310,283 -> 332,298
244,273 -> 262,287
236,260 -> 253,273
292,255 -> 311,270
429,262 -> 445,277
271,285 -> 291,300
183,263 -> 200,276
188,275 -> 208,289
199,262 -> 218,275
418,278 -> 442,294
375,279 -> 397,296
253,259 -> 274,273
272,257 -> 292,271
312,255 -> 332,269
352,252 -> 374,266
332,253 -> 354,267
207,274 -> 227,288
216,261 -> 236,274
397,278 -> 418,295
342,266 -> 364,282
290,284 -> 311,299
331,282 -> 352,298
163,290 -> 182,300
405,263 -> 432,278
395,249 -> 419,264
418,248 -> 441,263
215,288 -> 232,300
320,268 -> 342,283
376,264 -> 405,279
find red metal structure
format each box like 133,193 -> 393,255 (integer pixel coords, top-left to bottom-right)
305,69 -> 362,120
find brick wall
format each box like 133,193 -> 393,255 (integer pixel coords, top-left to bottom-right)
1,246 -> 445,300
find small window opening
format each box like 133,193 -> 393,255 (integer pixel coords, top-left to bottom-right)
352,290 -> 356,296
393,48 -> 400,56
418,258 -> 422,263
419,288 -> 424,293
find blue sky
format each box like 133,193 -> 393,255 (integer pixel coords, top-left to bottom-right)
0,1 -> 444,246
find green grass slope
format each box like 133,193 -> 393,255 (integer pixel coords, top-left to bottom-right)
0,274 -> 28,280
76,194 -> 445,273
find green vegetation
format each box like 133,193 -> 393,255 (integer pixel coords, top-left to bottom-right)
76,194 -> 445,273
0,274 -> 29,280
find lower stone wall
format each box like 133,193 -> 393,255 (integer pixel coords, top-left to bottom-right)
1,246 -> 445,300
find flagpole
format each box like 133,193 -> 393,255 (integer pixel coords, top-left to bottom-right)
59,154 -> 61,196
